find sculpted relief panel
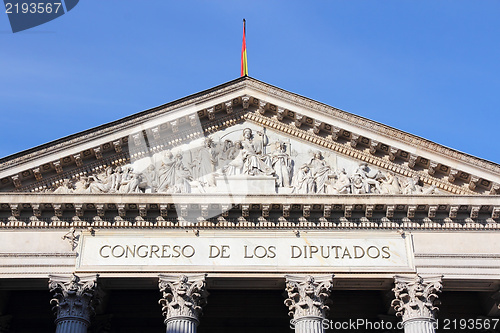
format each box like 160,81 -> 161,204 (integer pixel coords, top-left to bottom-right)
49,123 -> 438,195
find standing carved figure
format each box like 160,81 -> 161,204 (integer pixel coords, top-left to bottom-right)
272,141 -> 292,187
308,151 -> 332,193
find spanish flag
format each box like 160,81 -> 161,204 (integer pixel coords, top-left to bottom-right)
241,19 -> 248,77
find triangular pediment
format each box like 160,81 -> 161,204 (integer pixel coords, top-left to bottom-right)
0,76 -> 499,196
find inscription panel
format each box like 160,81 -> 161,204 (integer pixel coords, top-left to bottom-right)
77,231 -> 414,273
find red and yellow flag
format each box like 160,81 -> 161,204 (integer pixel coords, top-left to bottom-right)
241,19 -> 248,77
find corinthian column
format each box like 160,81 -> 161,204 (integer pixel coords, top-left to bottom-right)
391,275 -> 443,333
48,273 -> 100,333
158,274 -> 208,333
284,275 -> 334,333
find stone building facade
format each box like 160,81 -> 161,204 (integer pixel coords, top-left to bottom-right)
0,77 -> 499,332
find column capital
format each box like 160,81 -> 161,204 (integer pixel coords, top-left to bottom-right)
48,273 -> 100,325
284,274 -> 334,320
391,274 -> 442,322
158,274 -> 208,324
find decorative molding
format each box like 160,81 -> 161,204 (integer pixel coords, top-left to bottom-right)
284,275 -> 334,320
158,274 -> 208,323
391,275 -> 442,322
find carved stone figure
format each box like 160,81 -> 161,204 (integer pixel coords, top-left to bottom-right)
53,179 -> 73,194
88,167 -> 115,193
118,166 -> 141,193
292,164 -> 315,194
223,141 -> 245,176
272,141 -> 292,187
173,153 -> 192,193
308,151 -> 333,193
348,163 -> 380,194
380,171 -> 402,194
330,169 -> 351,194
142,164 -> 159,192
241,128 -> 274,176
190,138 -> 216,187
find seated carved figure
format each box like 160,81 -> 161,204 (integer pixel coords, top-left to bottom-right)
240,128 -> 274,176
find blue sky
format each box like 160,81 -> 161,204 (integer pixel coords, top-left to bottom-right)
1,1 -> 499,164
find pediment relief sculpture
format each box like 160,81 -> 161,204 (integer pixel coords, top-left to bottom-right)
46,125 -> 439,196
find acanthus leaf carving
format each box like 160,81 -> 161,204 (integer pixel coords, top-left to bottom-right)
48,273 -> 100,325
284,275 -> 334,320
391,275 -> 442,322
158,274 -> 208,323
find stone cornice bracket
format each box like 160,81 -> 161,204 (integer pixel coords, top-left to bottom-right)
448,169 -> 459,183
49,273 -> 100,327
11,175 -> 21,188
151,126 -> 161,139
294,113 -> 304,128
391,275 -> 442,323
32,167 -> 42,181
330,126 -> 341,141
389,147 -> 399,161
257,100 -> 267,115
428,161 -> 438,176
469,176 -> 480,190
408,154 -> 418,169
225,100 -> 233,114
369,140 -> 379,155
93,147 -> 102,160
158,274 -> 208,324
313,120 -> 323,135
9,204 -> 20,218
113,140 -> 122,153
350,133 -> 360,148
170,120 -> 179,133
277,107 -> 286,120
242,96 -> 250,110
284,274 -> 334,320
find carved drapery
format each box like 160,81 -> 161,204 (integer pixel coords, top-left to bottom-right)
49,274 -> 100,333
392,275 -> 442,333
158,274 -> 208,332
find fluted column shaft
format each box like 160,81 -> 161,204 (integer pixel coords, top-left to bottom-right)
403,318 -> 436,333
165,317 -> 198,333
392,275 -> 442,333
284,275 -> 334,333
158,274 -> 208,333
49,274 -> 100,333
55,318 -> 88,333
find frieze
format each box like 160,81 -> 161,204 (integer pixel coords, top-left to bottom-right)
42,126 -> 440,196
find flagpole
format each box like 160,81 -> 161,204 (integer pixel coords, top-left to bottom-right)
241,19 -> 248,77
